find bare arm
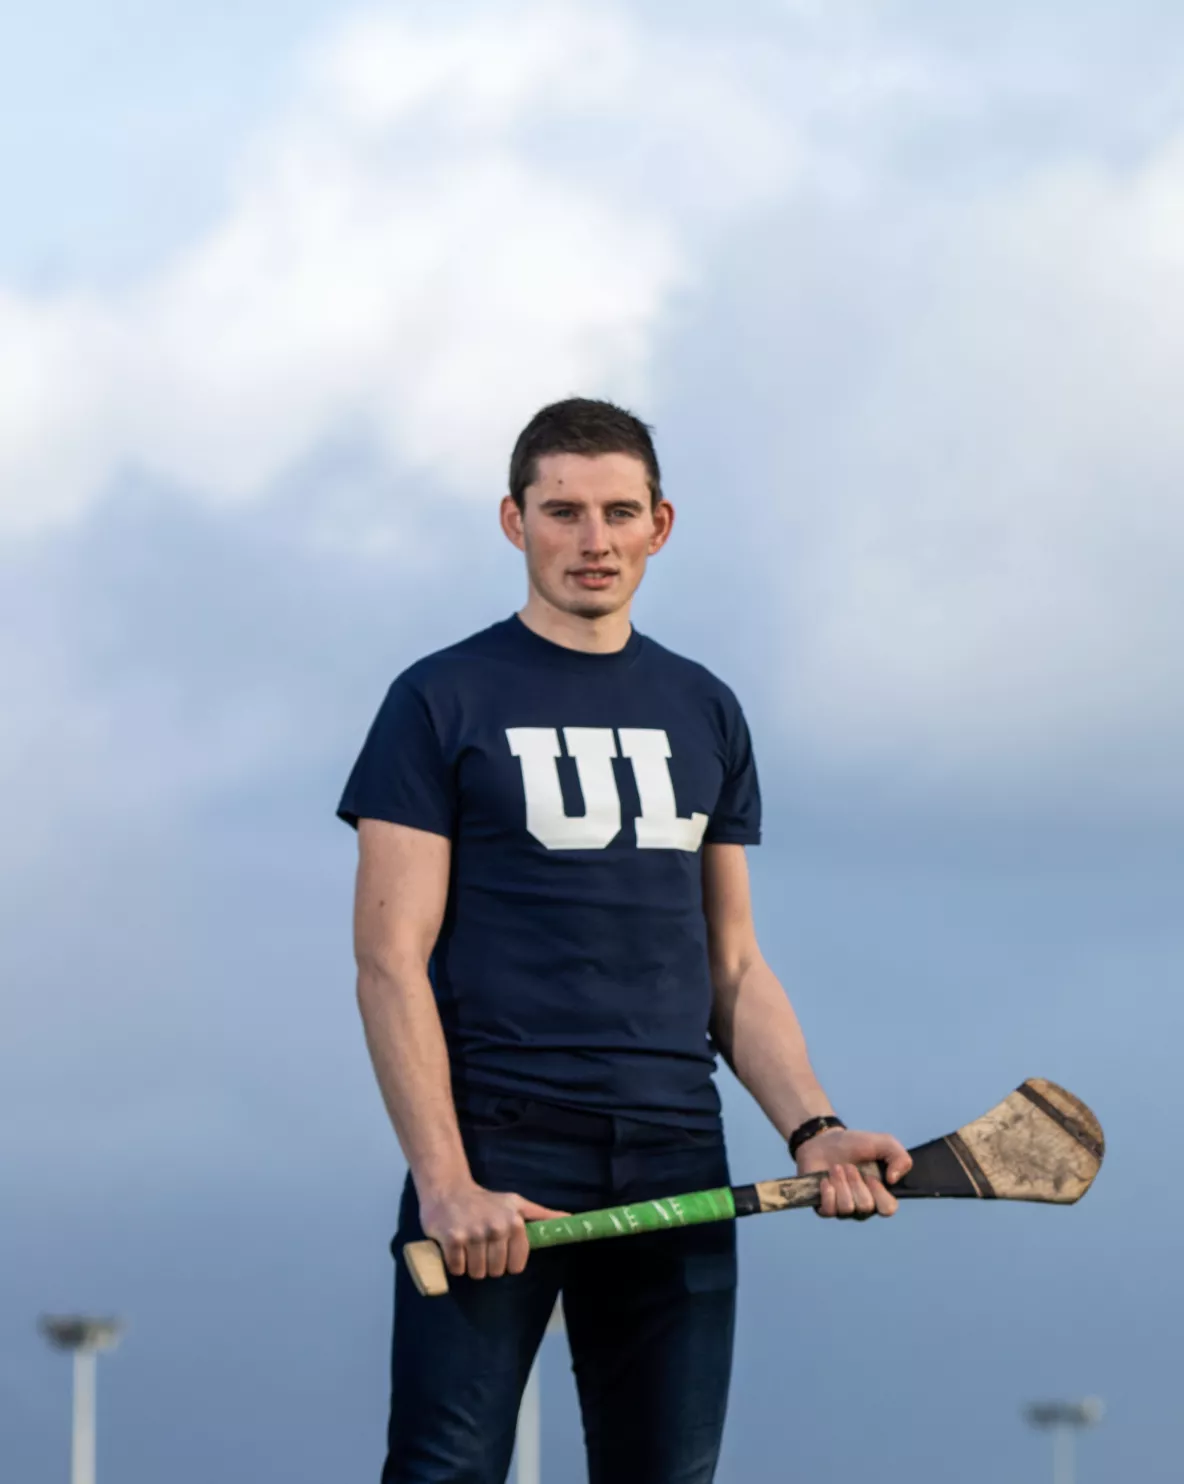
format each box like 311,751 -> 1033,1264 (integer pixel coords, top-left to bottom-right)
353,818 -> 469,1195
353,818 -> 566,1275
704,843 -> 911,1217
704,842 -> 833,1138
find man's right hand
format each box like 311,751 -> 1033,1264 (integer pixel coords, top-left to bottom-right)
418,1182 -> 570,1280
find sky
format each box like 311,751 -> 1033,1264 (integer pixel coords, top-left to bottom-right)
1,2 -> 1181,1481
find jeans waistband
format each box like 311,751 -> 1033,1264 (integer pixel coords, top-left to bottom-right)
458,1090 -> 618,1140
455,1090 -> 726,1147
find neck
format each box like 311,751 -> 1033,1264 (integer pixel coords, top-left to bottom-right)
517,592 -> 634,654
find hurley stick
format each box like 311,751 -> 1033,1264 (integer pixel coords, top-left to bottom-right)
404,1077 -> 1104,1298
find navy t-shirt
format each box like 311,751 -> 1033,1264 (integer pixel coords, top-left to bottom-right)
337,616 -> 761,1129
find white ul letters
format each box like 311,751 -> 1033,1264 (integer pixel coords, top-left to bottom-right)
618,729 -> 709,850
506,726 -> 708,852
506,727 -> 622,849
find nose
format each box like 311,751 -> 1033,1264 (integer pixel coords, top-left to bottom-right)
578,513 -> 612,555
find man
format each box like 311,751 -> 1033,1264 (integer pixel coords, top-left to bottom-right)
338,398 -> 911,1484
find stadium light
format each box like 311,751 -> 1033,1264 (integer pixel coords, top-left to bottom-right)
39,1316 -> 124,1484
1024,1397 -> 1104,1484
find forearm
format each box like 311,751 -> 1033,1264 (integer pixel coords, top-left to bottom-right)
712,955 -> 835,1142
356,960 -> 473,1200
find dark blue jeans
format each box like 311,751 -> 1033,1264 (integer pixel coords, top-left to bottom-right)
383,1095 -> 736,1484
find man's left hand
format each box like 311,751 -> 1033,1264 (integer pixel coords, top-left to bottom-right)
794,1127 -> 913,1219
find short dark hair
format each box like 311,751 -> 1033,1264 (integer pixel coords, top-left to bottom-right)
508,398 -> 662,510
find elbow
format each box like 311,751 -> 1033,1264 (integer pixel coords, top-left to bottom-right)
354,964 -> 385,1022
354,951 -> 419,1008
708,944 -> 772,1036
355,960 -> 382,999
708,943 -> 764,1002
709,1006 -> 735,1067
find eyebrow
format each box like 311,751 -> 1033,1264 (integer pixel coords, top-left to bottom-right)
537,496 -> 647,512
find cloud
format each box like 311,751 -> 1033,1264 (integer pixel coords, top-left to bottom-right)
747,140 -> 1184,801
3,0 -> 1182,809
0,4 -> 794,538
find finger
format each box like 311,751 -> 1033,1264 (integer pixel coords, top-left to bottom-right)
885,1146 -> 914,1185
869,1176 -> 899,1219
485,1225 -> 511,1279
847,1165 -> 877,1216
830,1164 -> 856,1218
815,1173 -> 836,1219
442,1231 -> 467,1278
466,1233 -> 488,1281
506,1216 -> 530,1276
517,1198 -> 571,1222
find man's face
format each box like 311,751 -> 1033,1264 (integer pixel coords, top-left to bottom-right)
500,452 -> 674,620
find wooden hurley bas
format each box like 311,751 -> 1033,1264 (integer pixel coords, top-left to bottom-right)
404,1078 -> 1104,1299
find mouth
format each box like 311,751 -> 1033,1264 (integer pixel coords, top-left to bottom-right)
569,567 -> 618,590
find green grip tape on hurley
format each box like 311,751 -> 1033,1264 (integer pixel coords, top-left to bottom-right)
526,1185 -> 737,1250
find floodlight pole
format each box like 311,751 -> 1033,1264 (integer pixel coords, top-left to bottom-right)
1024,1398 -> 1104,1484
72,1348 -> 98,1484
1051,1422 -> 1074,1484
39,1316 -> 123,1484
516,1357 -> 542,1484
516,1300 -> 564,1484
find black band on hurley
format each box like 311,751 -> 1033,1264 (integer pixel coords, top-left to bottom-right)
730,1184 -> 762,1218
788,1115 -> 847,1161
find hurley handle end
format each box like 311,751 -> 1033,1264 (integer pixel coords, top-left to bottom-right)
404,1239 -> 450,1297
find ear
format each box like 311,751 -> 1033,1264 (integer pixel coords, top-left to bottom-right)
648,499 -> 675,555
500,493 -> 526,552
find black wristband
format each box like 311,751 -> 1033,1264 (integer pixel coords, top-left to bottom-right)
788,1115 -> 847,1161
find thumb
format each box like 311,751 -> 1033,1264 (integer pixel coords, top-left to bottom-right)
882,1142 -> 913,1185
516,1197 -> 572,1222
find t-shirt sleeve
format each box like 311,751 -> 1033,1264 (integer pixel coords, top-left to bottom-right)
336,676 -> 456,837
704,697 -> 761,845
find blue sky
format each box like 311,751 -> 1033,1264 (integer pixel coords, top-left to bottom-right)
2,3 -> 1181,1481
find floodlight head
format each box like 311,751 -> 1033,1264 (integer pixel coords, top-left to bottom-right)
38,1316 -> 124,1354
1024,1397 -> 1104,1430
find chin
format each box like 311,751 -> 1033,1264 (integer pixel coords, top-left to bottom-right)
562,590 -> 626,620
